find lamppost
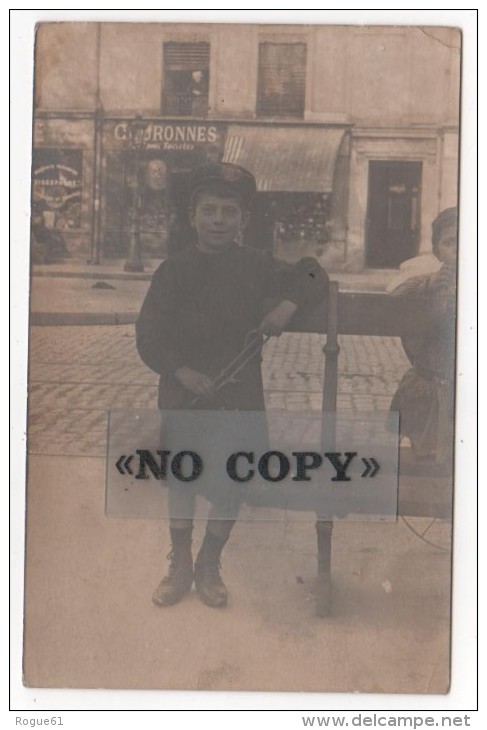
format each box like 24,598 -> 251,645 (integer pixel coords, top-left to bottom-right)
124,117 -> 146,272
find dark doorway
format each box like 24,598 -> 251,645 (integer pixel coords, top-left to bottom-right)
365,161 -> 422,268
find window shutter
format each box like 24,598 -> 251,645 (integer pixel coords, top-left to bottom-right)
257,43 -> 307,117
164,42 -> 210,71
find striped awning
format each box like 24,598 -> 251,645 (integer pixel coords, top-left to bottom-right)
223,126 -> 345,193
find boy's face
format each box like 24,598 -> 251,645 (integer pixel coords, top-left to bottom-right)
189,191 -> 249,252
436,224 -> 457,267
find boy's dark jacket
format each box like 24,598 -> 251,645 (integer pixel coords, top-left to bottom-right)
136,243 -> 328,410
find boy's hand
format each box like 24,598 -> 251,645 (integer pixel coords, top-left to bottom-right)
174,366 -> 215,397
259,300 -> 298,336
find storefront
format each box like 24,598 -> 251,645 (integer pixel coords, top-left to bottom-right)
32,114 -> 95,259
97,119 -> 350,262
32,116 -> 350,263
223,124 -> 349,262
32,114 -> 455,271
100,118 -> 227,259
346,129 -> 448,271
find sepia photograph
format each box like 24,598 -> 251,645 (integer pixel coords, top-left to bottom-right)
20,17 -> 464,697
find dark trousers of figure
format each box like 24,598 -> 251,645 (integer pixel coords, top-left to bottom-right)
161,365 -> 265,543
168,480 -> 244,542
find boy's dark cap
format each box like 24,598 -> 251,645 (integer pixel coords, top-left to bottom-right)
189,162 -> 257,207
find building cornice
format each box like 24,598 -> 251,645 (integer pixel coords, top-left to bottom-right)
34,110 -> 354,128
352,126 -> 459,139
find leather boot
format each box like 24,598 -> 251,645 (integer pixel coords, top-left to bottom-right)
152,527 -> 193,607
194,529 -> 228,608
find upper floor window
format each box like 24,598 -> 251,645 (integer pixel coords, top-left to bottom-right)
163,42 -> 210,117
256,42 -> 307,118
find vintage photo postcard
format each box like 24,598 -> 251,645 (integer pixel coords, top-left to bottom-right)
23,21 -> 461,694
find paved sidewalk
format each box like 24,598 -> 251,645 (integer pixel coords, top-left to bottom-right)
33,258 -> 397,291
24,451 -> 451,693
32,259 -> 162,281
30,259 -> 397,326
30,275 -> 151,325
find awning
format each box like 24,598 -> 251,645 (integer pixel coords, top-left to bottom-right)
223,126 -> 345,193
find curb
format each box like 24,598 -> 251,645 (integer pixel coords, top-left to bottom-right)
30,312 -> 138,326
32,270 -> 153,282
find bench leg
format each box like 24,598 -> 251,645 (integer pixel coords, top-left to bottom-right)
315,519 -> 333,617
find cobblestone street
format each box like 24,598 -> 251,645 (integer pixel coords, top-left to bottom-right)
28,325 -> 409,456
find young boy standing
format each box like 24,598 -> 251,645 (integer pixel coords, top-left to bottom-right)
136,162 -> 328,609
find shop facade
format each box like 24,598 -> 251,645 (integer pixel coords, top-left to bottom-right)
100,118 -> 226,260
32,114 -> 96,260
346,126 -> 460,271
33,113 -> 351,266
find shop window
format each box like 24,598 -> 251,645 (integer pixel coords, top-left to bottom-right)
32,148 -> 83,229
273,192 -> 330,250
256,42 -> 307,118
163,42 -> 210,117
102,153 -> 169,259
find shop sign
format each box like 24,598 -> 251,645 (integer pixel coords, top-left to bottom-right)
112,121 -> 221,151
